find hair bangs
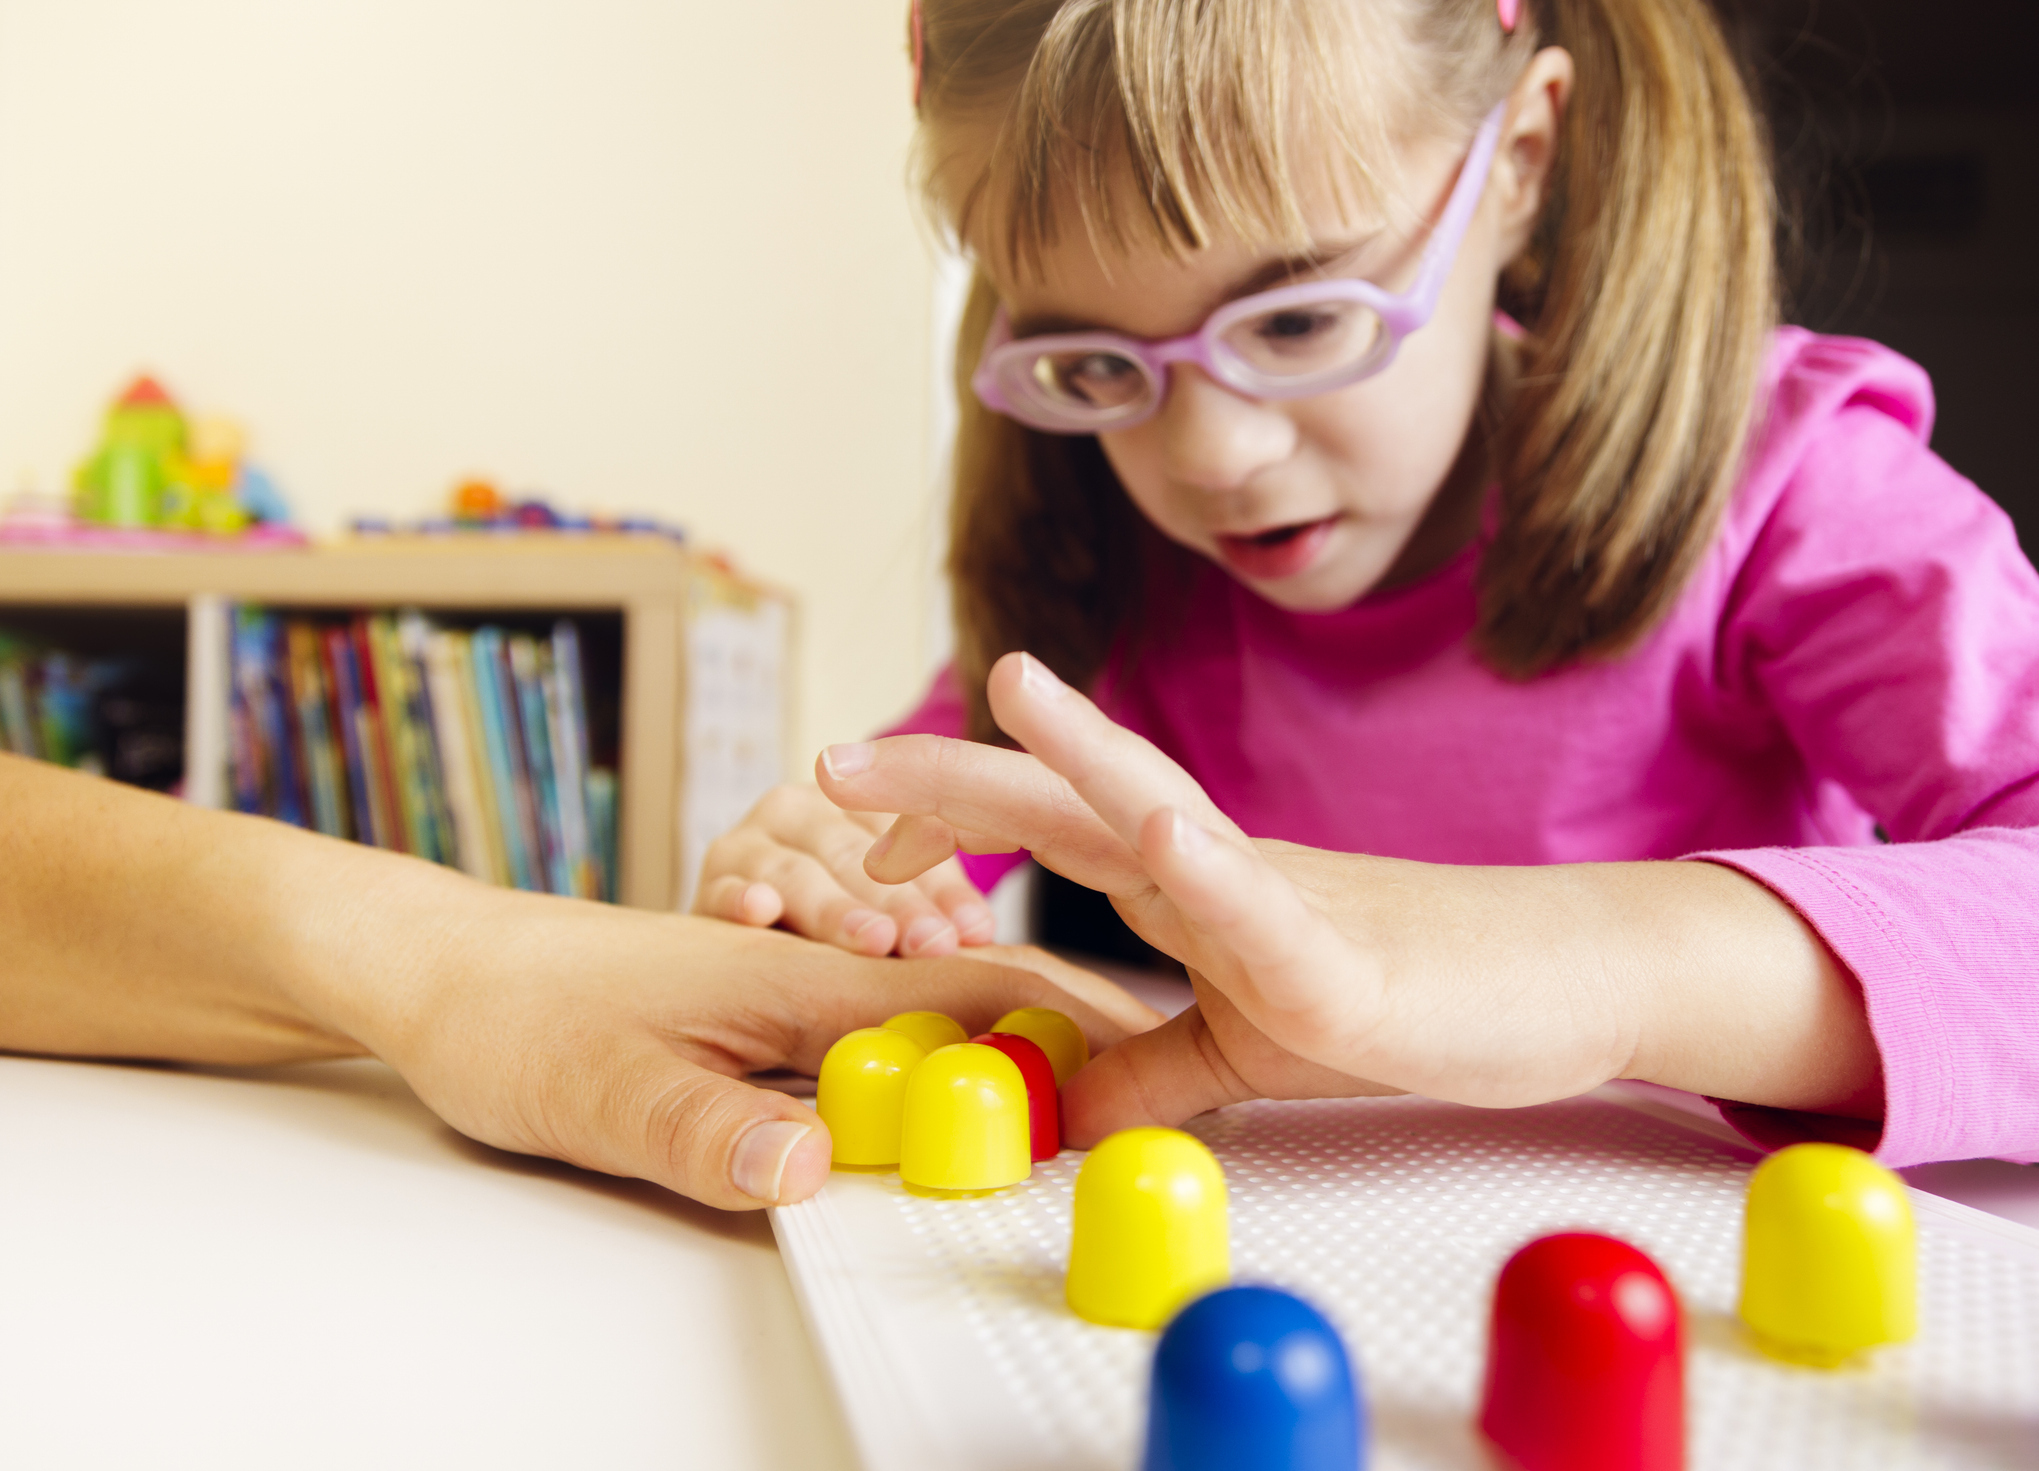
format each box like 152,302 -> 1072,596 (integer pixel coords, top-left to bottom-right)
925,0 -> 1409,284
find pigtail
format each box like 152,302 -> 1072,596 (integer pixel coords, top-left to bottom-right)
1479,0 -> 1777,674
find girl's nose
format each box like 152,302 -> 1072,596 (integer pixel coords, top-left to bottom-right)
1154,363 -> 1297,492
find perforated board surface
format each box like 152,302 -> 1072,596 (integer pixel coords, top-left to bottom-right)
769,1088 -> 2039,1471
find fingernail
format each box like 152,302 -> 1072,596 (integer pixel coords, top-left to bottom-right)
902,915 -> 955,955
822,742 -> 874,779
1170,808 -> 1212,855
733,1119 -> 813,1204
953,901 -> 995,938
1017,653 -> 1068,699
843,907 -> 886,941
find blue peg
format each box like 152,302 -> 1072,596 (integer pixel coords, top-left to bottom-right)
1142,1285 -> 1365,1471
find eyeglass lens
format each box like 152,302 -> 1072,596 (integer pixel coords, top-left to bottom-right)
1011,293 -> 1390,423
1219,299 -> 1385,380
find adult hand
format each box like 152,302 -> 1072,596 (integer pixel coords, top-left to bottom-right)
342,899 -> 1156,1210
692,782 -> 996,957
816,652 -> 1881,1143
0,755 -> 1158,1213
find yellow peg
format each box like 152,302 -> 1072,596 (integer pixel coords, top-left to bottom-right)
815,1027 -> 928,1167
992,1007 -> 1089,1085
1067,1128 -> 1229,1329
899,1043 -> 1032,1193
1739,1142 -> 1916,1367
883,1010 -> 969,1056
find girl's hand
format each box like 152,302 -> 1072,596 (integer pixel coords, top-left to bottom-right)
693,782 -> 997,957
817,653 -> 1883,1144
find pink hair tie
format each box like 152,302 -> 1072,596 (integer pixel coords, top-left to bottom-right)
1498,0 -> 1520,31
910,0 -> 925,107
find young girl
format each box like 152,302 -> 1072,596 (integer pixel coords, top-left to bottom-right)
700,0 -> 2039,1168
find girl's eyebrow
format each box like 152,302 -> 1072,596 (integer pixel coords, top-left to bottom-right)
1008,236 -> 1377,339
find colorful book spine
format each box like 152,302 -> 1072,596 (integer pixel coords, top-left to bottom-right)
546,620 -> 595,899
421,628 -> 492,882
469,627 -> 539,891
0,658 -> 38,758
508,634 -> 568,895
199,608 -> 617,901
322,626 -> 378,847
586,767 -> 618,904
350,618 -> 409,854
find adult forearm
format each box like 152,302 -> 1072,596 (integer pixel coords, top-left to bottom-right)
0,754 -> 468,1064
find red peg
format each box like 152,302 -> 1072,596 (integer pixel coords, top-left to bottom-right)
1478,1233 -> 1684,1471
972,1032 -> 1061,1161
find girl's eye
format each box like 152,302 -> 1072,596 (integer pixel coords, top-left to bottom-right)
1035,351 -> 1145,408
1257,309 -> 1339,343
1225,300 -> 1382,377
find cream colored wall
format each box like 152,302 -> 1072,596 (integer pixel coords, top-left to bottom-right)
0,0 -> 944,767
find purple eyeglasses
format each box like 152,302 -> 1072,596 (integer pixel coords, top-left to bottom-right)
972,102 -> 1507,435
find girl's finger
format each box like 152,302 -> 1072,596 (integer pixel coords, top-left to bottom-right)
1137,805 -> 1384,1062
816,736 -> 1143,893
750,793 -> 976,955
984,653 -> 1246,849
692,873 -> 785,928
1058,1004 -> 1261,1144
705,828 -> 898,954
865,814 -> 960,883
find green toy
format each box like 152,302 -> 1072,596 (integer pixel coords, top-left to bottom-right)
73,375 -> 188,528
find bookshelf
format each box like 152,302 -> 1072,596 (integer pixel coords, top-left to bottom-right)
0,536 -> 793,911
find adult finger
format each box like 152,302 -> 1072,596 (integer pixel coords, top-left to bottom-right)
817,736 -> 1143,894
592,1035 -> 837,1210
984,653 -> 1246,849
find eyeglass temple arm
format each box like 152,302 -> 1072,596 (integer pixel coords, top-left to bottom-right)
1407,102 -> 1509,319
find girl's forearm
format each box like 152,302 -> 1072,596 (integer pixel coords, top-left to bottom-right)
0,754 -> 474,1064
1619,859 -> 1884,1115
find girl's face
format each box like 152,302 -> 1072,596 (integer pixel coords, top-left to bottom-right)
975,64 -> 1566,612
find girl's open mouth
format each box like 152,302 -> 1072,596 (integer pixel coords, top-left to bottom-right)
1214,515 -> 1341,581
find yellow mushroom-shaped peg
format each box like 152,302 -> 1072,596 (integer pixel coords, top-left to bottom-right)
815,1027 -> 928,1167
899,1043 -> 1033,1192
991,1006 -> 1089,1086
1739,1142 -> 1916,1366
1067,1128 -> 1229,1329
882,1010 -> 969,1057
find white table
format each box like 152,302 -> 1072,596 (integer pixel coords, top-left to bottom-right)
7,1014 -> 2036,1470
0,1053 -> 860,1470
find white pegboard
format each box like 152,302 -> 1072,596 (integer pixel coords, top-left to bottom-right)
770,1089 -> 2039,1471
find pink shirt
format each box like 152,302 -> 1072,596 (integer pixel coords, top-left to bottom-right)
890,330 -> 2039,1168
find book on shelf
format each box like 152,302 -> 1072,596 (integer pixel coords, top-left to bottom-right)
226,606 -> 617,900
0,633 -> 184,790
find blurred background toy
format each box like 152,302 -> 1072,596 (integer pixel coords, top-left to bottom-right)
65,374 -> 297,539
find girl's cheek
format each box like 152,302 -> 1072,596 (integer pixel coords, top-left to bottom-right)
1100,436 -> 1201,544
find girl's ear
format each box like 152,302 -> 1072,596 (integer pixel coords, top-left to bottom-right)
1491,48 -> 1575,264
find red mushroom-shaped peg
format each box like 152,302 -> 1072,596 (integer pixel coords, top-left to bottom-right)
1478,1232 -> 1684,1471
970,1031 -> 1061,1161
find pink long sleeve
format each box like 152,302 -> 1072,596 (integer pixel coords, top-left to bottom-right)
878,666 -> 1030,895
1686,376 -> 2039,1166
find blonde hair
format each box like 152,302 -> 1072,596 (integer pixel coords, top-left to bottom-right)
918,0 -> 1777,743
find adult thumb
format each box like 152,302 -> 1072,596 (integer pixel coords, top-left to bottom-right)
608,1038 -> 834,1210
1058,1004 -> 1256,1148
